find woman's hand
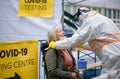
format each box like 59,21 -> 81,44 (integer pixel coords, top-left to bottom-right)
71,72 -> 77,79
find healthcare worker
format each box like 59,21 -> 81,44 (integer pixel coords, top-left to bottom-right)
49,7 -> 120,74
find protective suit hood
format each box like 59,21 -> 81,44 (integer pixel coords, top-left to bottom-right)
73,7 -> 90,22
78,11 -> 89,22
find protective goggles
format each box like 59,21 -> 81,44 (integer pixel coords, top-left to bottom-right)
73,8 -> 90,21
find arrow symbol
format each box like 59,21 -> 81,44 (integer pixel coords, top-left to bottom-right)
6,72 -> 21,79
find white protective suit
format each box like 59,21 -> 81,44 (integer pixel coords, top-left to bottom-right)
55,9 -> 120,74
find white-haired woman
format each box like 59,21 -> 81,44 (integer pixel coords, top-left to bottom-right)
45,26 -> 84,79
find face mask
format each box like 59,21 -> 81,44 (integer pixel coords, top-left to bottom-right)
74,19 -> 83,27
79,20 -> 83,26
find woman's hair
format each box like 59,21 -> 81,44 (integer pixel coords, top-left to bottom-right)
47,26 -> 62,43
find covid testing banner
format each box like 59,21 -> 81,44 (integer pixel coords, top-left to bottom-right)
18,0 -> 54,17
0,40 -> 38,79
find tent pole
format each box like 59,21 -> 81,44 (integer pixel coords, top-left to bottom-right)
61,0 -> 64,29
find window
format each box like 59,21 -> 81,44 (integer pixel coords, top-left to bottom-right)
117,10 -> 120,19
108,9 -> 111,18
64,5 -> 70,12
72,5 -> 77,14
113,9 -> 116,19
105,8 -> 107,16
98,8 -> 101,13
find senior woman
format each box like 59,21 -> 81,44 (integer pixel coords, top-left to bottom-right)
45,26 -> 84,79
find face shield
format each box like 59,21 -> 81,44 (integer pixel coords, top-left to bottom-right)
72,7 -> 90,27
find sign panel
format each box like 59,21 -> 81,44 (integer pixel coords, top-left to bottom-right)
0,40 -> 38,79
18,0 -> 54,17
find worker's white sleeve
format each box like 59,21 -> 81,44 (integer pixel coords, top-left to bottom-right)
55,23 -> 94,49
84,42 -> 91,49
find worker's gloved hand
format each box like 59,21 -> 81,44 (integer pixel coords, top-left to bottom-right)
78,43 -> 84,49
75,43 -> 84,50
72,43 -> 84,51
49,41 -> 56,49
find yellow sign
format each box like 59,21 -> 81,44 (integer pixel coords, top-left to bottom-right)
0,40 -> 38,79
18,0 -> 54,17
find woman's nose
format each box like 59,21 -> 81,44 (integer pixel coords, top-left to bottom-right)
62,31 -> 65,34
